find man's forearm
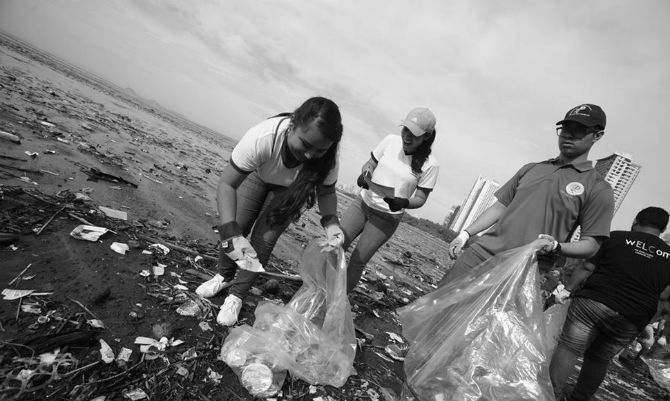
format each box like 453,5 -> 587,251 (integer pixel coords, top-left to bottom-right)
464,201 -> 506,235
559,236 -> 601,259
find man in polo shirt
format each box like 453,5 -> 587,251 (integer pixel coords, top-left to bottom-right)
438,104 -> 614,286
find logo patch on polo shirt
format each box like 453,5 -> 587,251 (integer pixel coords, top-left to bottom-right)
566,182 -> 584,196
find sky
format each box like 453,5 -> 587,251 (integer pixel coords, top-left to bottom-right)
1,0 -> 668,230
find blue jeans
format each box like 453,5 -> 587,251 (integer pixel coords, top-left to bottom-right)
340,196 -> 402,293
550,297 -> 640,401
219,173 -> 293,299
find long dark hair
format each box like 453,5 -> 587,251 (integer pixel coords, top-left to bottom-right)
266,97 -> 343,226
410,129 -> 436,174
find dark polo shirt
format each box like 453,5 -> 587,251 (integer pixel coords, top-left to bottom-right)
472,157 -> 614,256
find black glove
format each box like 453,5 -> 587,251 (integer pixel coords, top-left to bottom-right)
356,172 -> 370,189
383,197 -> 409,212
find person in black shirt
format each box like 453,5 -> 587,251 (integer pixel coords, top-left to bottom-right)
549,206 -> 670,401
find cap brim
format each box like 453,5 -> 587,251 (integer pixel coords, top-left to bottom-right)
399,121 -> 424,137
556,116 -> 600,128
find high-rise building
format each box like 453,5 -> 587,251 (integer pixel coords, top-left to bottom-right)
443,205 -> 460,227
594,152 -> 641,214
450,175 -> 500,233
570,152 -> 641,241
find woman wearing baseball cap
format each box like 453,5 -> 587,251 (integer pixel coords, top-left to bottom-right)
340,107 -> 440,293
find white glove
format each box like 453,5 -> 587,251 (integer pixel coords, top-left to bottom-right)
552,283 -> 571,304
534,234 -> 559,254
324,224 -> 345,248
448,231 -> 470,259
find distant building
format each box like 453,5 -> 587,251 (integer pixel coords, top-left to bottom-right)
443,205 -> 460,227
594,152 -> 641,214
570,152 -> 641,241
450,175 -> 500,233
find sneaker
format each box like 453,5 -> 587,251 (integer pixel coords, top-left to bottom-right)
217,294 -> 243,326
195,274 -> 227,298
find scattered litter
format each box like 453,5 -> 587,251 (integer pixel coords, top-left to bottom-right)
24,151 -> 39,158
367,388 -> 380,401
110,242 -> 129,255
2,289 -> 34,300
21,303 -> 41,314
75,193 -> 92,201
99,206 -> 128,221
182,348 -> 198,360
173,284 -> 188,291
176,298 -> 209,318
70,225 -> 111,241
309,385 -> 318,394
56,137 -> 70,143
386,332 -> 404,343
139,270 -> 151,277
176,366 -> 189,376
44,149 -> 56,154
39,120 -> 56,128
18,176 -> 38,185
199,321 -> 212,331
384,344 -> 407,361
99,339 -> 115,364
122,388 -> 147,400
148,243 -> 170,255
88,319 -> 106,329
152,263 -> 166,276
85,167 -> 138,188
207,367 -> 222,384
116,347 -> 132,366
0,129 -> 21,144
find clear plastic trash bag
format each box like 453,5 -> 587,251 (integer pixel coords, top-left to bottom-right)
398,245 -> 555,401
641,348 -> 670,392
220,242 -> 356,396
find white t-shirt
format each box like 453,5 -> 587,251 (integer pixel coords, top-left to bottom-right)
361,134 -> 439,214
230,116 -> 339,187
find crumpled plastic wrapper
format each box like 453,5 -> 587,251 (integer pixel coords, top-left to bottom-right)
220,242 -> 356,396
642,348 -> 670,392
398,245 -> 555,401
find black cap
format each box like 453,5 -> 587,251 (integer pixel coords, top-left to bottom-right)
556,104 -> 606,129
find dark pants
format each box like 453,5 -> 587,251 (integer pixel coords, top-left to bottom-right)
220,173 -> 292,299
549,297 -> 640,401
340,196 -> 402,293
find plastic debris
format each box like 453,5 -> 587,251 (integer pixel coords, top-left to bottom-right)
0,129 -> 21,144
123,388 -> 147,400
99,339 -> 115,364
110,242 -> 129,255
88,319 -> 106,329
207,367 -> 222,384
99,206 -> 128,221
148,243 -> 170,255
152,263 -> 166,276
24,151 -> 39,158
176,366 -> 189,376
386,332 -> 404,343
176,298 -> 208,318
2,289 -> 35,300
221,243 -> 356,396
116,347 -> 132,367
199,321 -> 212,331
70,225 -> 111,242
